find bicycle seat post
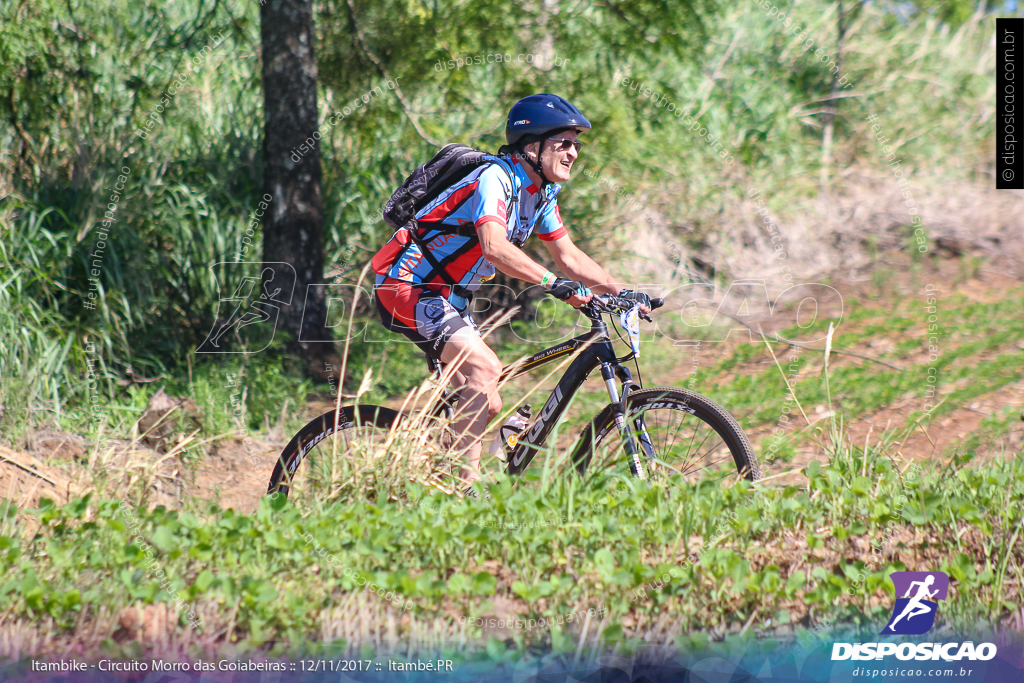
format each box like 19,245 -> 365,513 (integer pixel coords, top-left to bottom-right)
425,354 -> 444,379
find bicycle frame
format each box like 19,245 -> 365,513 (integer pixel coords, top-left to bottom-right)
427,305 -> 651,478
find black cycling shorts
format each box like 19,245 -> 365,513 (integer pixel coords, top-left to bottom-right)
374,279 -> 477,360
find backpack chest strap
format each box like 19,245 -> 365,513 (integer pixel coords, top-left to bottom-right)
402,222 -> 476,300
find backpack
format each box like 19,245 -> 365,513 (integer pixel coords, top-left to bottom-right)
383,143 -> 515,231
381,144 -> 518,298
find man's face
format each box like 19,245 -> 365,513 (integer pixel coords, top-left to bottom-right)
525,129 -> 580,183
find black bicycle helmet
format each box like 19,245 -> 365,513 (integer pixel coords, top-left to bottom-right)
504,94 -> 591,185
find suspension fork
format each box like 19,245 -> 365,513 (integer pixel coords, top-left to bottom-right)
632,414 -> 658,461
601,362 -> 652,479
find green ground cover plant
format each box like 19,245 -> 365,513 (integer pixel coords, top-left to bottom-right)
2,432 -> 1019,658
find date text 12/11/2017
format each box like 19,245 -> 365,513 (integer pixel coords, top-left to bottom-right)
298,660 -> 455,672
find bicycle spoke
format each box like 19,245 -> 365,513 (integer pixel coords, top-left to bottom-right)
633,405 -> 686,466
589,393 -> 757,487
685,441 -> 730,473
681,416 -> 702,463
658,407 -> 687,458
678,453 -> 733,479
672,425 -> 715,474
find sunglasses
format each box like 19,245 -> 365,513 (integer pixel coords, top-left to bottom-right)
547,137 -> 584,153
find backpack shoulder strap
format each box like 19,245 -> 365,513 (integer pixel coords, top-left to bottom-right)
491,156 -> 519,220
487,156 -> 516,187
402,222 -> 473,299
384,151 -> 518,297
416,154 -> 518,237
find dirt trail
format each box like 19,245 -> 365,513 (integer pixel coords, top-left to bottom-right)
4,253 -> 1021,512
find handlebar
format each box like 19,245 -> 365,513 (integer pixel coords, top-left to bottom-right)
584,294 -> 664,321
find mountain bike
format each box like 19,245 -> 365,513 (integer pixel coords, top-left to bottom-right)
266,293 -> 761,498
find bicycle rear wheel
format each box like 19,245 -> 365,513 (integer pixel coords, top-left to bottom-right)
572,387 -> 761,485
267,405 -> 400,499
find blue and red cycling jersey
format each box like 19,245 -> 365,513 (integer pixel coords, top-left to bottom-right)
371,155 -> 567,310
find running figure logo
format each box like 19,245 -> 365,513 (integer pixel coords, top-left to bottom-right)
882,571 -> 949,635
197,262 -> 295,354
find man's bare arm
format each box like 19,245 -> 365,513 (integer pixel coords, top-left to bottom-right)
477,221 -> 591,308
477,221 -> 549,283
543,233 -> 625,294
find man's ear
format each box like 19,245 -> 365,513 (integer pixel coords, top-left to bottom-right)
523,141 -> 540,160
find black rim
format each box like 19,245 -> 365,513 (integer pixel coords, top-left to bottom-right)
267,405 -> 399,498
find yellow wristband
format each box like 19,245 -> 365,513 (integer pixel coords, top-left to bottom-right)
540,271 -> 556,288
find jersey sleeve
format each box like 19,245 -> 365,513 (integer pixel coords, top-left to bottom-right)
535,200 -> 568,242
470,164 -> 514,231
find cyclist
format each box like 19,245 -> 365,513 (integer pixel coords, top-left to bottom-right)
371,93 -> 651,494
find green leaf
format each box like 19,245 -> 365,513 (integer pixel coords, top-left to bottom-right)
151,525 -> 177,552
21,570 -> 38,593
67,495 -> 91,518
195,570 -> 215,592
472,571 -> 497,596
601,623 -> 624,642
447,573 -> 470,595
943,553 -> 976,582
120,569 -> 135,588
533,581 -> 557,598
256,581 -> 277,602
485,637 -> 505,661
62,589 -> 81,608
850,477 -> 874,496
21,570 -> 44,610
264,530 -> 289,549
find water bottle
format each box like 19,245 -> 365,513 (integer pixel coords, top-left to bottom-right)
490,404 -> 532,461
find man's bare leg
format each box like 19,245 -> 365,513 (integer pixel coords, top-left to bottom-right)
438,327 -> 503,487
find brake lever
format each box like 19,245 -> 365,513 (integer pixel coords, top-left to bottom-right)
581,298 -> 604,318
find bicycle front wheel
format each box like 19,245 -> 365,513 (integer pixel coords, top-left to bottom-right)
572,387 -> 761,485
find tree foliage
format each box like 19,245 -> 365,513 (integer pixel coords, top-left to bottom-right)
0,0 -> 1001,423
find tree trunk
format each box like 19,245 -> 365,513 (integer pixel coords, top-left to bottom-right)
260,0 -> 333,374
